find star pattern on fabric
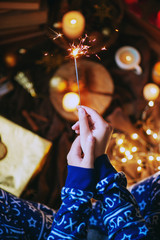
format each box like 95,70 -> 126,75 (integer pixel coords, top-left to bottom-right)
28,217 -> 37,227
89,216 -> 97,225
121,233 -> 132,240
136,185 -> 145,195
139,225 -> 148,235
139,200 -> 147,211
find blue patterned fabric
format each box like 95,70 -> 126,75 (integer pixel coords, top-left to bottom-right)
0,155 -> 160,239
48,188 -> 93,239
0,188 -> 55,239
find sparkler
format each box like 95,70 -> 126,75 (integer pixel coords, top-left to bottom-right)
49,29 -> 107,105
67,35 -> 91,104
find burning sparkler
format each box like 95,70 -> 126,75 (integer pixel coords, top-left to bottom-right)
67,35 -> 92,104
48,29 -> 107,105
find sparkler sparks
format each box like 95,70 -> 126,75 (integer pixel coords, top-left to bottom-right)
68,34 -> 91,59
49,28 -> 108,107
48,27 -> 63,40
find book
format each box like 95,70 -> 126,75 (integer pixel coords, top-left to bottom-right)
0,8 -> 48,29
0,26 -> 46,45
0,0 -> 40,10
0,25 -> 40,36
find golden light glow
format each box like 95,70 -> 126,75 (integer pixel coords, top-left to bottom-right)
148,155 -> 154,161
156,156 -> 160,161
119,51 -> 134,65
125,150 -> 131,156
146,129 -> 152,135
148,100 -> 154,107
153,133 -> 158,139
70,19 -> 77,25
72,48 -> 79,57
143,83 -> 160,101
117,139 -> 124,145
127,155 -> 133,160
119,147 -> 125,153
68,36 -> 90,59
137,159 -> 142,164
62,11 -> 85,39
121,158 -> 127,163
131,133 -> 138,140
62,92 -> 80,112
132,146 -> 137,152
50,76 -> 67,92
137,166 -> 142,172
152,61 -> 160,84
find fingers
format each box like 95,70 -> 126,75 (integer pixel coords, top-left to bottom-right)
83,135 -> 95,168
67,136 -> 81,166
78,108 -> 89,131
72,121 -> 79,130
78,107 -> 91,153
77,105 -> 103,122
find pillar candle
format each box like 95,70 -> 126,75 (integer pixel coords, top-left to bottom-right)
62,11 -> 85,39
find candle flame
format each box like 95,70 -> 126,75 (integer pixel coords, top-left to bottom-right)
70,19 -> 77,25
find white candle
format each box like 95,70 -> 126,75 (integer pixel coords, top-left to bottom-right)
143,83 -> 160,101
62,92 -> 80,112
62,11 -> 85,39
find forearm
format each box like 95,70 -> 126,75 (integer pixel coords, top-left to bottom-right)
95,155 -> 150,239
48,166 -> 95,239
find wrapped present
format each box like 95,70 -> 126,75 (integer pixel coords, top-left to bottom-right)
0,115 -> 52,197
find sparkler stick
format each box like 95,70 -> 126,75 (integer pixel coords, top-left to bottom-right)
74,57 -> 81,105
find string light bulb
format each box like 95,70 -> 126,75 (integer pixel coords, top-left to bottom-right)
148,155 -> 154,161
119,147 -> 125,153
148,101 -> 154,107
137,166 -> 142,172
146,129 -> 152,135
143,83 -> 160,101
131,133 -> 138,140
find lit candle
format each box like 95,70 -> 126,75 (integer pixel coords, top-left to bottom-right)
152,61 -> 160,84
62,92 -> 80,112
143,83 -> 160,101
119,51 -> 134,65
115,46 -> 142,75
62,11 -> 85,39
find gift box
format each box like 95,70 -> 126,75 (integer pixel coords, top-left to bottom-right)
0,115 -> 52,196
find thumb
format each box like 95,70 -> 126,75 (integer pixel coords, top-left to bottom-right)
83,134 -> 95,168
